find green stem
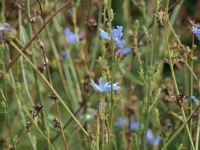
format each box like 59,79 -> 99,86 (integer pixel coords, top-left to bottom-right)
0,88 -> 16,150
45,25 -> 75,111
10,41 -> 91,140
96,106 -> 100,150
196,115 -> 200,150
22,2 -> 51,148
108,41 -> 115,149
8,69 -> 36,150
0,0 -> 5,22
161,105 -> 200,150
164,1 -> 194,149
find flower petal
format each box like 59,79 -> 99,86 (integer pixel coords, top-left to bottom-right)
0,26 -> 4,31
192,24 -> 200,40
91,80 -> 103,92
64,27 -> 82,44
116,40 -> 125,49
112,82 -> 120,91
99,28 -> 111,40
117,48 -> 132,55
153,136 -> 162,146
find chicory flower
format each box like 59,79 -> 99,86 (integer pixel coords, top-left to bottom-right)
116,40 -> 132,55
147,129 -> 162,146
99,26 -> 123,42
189,96 -> 198,103
61,52 -> 69,59
66,8 -> 74,15
99,103 -> 107,109
91,77 -> 120,92
114,117 -> 128,126
114,117 -> 139,131
192,24 -> 200,40
64,27 -> 82,44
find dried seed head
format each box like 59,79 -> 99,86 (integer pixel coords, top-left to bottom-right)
31,111 -> 37,119
26,121 -> 32,132
53,117 -> 60,128
30,16 -> 37,24
176,91 -> 187,107
83,74 -> 90,93
102,66 -> 110,73
36,10 -> 41,16
38,40 -> 44,49
86,18 -> 97,29
48,93 -> 57,100
193,83 -> 199,91
14,2 -> 24,10
53,117 -> 59,124
88,130 -> 94,140
33,103 -> 43,113
37,63 -> 45,73
115,52 -> 123,60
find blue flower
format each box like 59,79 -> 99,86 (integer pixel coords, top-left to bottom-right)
192,24 -> 200,40
114,117 -> 128,126
189,96 -> 198,103
99,103 -> 107,109
114,117 -> 139,131
114,117 -> 161,146
111,26 -> 123,42
91,77 -> 120,92
116,40 -> 132,55
117,48 -> 132,55
3,23 -> 12,33
99,26 -> 123,42
0,23 -> 12,41
116,40 -> 125,49
0,26 -> 4,40
61,52 -> 69,59
64,27 -> 82,44
130,119 -> 139,131
99,28 -> 111,40
66,8 -> 74,15
167,124 -> 172,130
0,26 -> 4,30
147,129 -> 162,146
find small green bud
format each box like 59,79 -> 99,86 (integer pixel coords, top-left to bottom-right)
1,101 -> 6,108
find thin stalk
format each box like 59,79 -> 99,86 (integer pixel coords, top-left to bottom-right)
0,0 -> 5,22
96,106 -> 100,150
0,88 -> 16,150
20,57 -> 34,105
10,41 -> 92,141
7,69 -> 55,150
164,1 -> 195,149
195,112 -> 200,150
108,41 -> 115,149
8,69 -> 36,150
15,131 -> 28,146
23,2 -> 50,149
54,100 -> 68,150
190,33 -> 195,150
0,0 -> 72,81
89,0 -> 102,72
24,2 -> 68,148
45,25 -> 75,111
83,0 -> 92,73
50,106 -> 82,143
161,105 -> 200,150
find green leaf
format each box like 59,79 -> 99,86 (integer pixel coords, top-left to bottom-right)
119,63 -> 143,85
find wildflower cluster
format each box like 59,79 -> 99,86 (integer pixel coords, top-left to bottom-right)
114,117 -> 162,146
